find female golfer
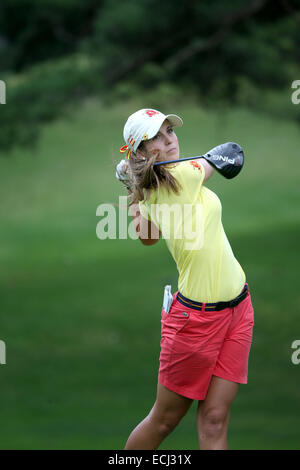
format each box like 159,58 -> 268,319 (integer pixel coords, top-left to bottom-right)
115,108 -> 254,450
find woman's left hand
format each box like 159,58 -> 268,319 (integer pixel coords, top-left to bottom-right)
115,159 -> 133,190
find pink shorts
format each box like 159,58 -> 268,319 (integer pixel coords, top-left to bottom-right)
158,287 -> 254,400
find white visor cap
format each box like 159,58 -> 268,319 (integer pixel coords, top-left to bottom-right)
123,108 -> 183,153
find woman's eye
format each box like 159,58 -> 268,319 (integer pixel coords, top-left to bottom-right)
168,128 -> 174,134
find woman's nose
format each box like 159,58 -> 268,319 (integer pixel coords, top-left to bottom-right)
164,133 -> 172,144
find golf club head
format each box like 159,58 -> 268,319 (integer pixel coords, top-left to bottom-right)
203,142 -> 244,179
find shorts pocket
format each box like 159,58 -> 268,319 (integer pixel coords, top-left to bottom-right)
163,308 -> 190,335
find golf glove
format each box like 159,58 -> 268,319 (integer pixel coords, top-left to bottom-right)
115,159 -> 133,191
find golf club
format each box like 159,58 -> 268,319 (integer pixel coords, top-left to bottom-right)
153,142 -> 244,179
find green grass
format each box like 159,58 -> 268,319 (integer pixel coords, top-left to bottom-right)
0,97 -> 299,449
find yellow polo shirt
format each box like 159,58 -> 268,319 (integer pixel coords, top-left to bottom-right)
138,160 -> 245,303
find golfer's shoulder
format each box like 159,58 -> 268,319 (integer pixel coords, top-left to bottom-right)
170,159 -> 208,184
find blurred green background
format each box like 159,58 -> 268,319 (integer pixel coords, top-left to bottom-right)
0,0 -> 300,450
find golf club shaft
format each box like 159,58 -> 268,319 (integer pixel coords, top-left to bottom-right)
153,155 -> 205,167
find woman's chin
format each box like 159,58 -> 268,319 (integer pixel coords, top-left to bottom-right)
165,151 -> 179,160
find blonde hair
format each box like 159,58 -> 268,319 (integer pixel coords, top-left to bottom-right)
128,144 -> 182,206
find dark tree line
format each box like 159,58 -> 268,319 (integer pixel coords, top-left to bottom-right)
0,0 -> 299,151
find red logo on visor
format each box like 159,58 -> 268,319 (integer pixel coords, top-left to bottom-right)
144,110 -> 160,117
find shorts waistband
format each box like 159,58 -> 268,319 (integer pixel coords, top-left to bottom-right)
177,283 -> 248,312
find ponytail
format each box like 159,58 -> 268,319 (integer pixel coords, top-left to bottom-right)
128,148 -> 182,206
